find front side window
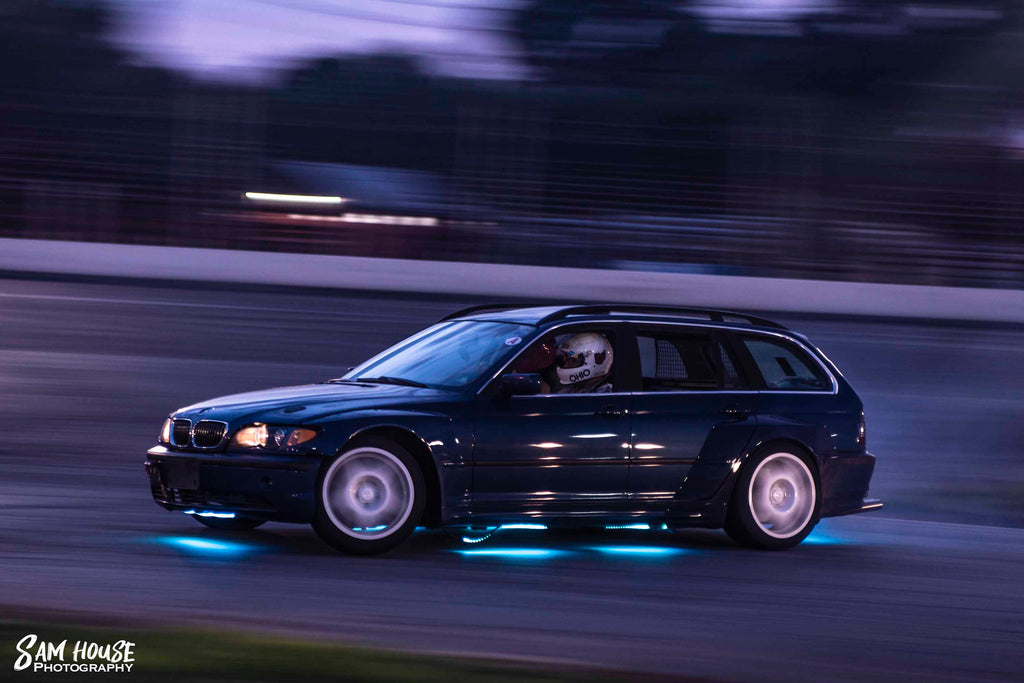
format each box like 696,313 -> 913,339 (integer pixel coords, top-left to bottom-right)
502,329 -> 618,394
637,330 -> 746,391
345,321 -> 535,391
741,336 -> 830,391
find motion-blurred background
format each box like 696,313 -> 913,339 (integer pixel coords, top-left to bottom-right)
2,3 -> 1024,681
3,0 -> 1024,286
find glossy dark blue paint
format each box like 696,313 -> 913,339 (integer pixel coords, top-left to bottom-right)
148,448 -> 321,522
631,392 -> 758,509
146,304 -> 879,531
472,391 -> 632,516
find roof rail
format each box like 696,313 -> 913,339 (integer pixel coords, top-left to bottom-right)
536,304 -> 786,329
438,303 -> 545,323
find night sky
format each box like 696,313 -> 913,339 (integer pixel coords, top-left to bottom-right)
109,0 -> 827,82
109,0 -> 527,81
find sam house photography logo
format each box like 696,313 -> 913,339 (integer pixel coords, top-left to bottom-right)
14,634 -> 135,673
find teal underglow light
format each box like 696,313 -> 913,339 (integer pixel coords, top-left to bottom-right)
802,520 -> 847,546
591,546 -> 685,556
461,523 -> 546,544
455,548 -> 562,559
802,532 -> 844,546
461,535 -> 491,544
158,536 -> 252,556
183,509 -> 236,519
604,523 -> 651,530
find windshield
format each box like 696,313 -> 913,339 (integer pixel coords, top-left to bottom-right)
343,321 -> 535,391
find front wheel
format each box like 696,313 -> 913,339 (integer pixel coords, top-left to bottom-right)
313,438 -> 425,555
725,449 -> 820,550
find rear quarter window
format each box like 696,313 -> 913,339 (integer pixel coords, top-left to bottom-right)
637,329 -> 747,391
740,336 -> 831,391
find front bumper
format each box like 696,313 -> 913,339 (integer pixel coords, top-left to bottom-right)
146,445 -> 322,523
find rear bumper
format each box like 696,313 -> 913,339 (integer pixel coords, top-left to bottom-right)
820,451 -> 880,518
834,497 -> 884,516
146,445 -> 322,523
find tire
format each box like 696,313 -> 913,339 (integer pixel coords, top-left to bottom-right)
193,515 -> 266,531
313,437 -> 426,555
725,448 -> 820,550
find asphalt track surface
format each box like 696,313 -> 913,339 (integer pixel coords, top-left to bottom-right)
1,278 -> 1023,682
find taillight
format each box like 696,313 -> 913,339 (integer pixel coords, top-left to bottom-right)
856,412 -> 866,448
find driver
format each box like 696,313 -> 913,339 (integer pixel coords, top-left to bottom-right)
553,332 -> 614,394
511,339 -> 556,393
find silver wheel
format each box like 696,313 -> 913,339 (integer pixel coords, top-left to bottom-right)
321,447 -> 415,541
747,452 -> 816,539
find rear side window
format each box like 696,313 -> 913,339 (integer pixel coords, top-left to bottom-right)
740,336 -> 830,391
637,330 -> 747,391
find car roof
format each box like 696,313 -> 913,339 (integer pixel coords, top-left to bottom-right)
440,303 -> 787,331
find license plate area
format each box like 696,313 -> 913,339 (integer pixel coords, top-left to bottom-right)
163,460 -> 200,490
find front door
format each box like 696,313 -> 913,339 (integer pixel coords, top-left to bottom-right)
472,326 -> 631,517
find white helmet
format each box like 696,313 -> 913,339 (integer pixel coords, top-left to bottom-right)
555,333 -> 613,386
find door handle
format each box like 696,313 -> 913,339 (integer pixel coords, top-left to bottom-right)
721,405 -> 751,419
595,406 -> 625,418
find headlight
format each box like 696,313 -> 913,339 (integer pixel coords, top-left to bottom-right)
230,423 -> 317,450
160,418 -> 173,443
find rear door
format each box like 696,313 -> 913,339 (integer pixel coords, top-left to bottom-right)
627,325 -> 758,510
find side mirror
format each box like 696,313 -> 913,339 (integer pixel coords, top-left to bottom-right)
500,373 -> 542,396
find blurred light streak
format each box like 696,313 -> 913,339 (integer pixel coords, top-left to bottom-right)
285,213 -> 438,226
244,192 -> 344,204
604,523 -> 651,530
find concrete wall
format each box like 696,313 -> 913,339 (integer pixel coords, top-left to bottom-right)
2,238 -> 1021,322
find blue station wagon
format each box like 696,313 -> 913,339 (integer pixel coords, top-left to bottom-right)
145,304 -> 881,554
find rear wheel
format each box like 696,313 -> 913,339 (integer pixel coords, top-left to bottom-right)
725,449 -> 820,550
313,438 -> 425,555
193,516 -> 265,531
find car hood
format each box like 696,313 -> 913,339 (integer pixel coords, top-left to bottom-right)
172,382 -> 447,426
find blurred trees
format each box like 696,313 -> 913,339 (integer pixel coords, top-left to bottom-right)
512,0 -> 690,85
0,1 -> 178,241
0,0 -> 118,88
0,0 -> 1021,286
271,55 -> 457,172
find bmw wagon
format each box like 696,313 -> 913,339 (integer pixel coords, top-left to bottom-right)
145,304 -> 881,554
